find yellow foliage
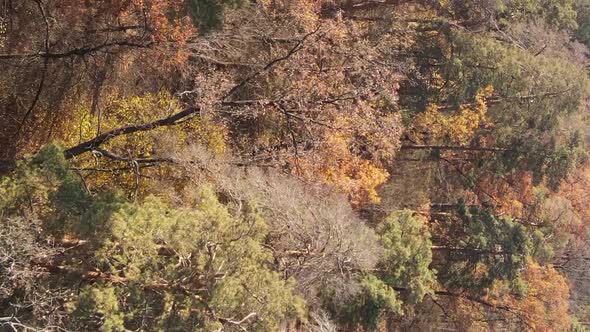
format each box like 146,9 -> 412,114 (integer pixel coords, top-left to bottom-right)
64,92 -> 226,154
61,92 -> 226,195
412,85 -> 494,144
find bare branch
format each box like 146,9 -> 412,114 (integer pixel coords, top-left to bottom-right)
0,40 -> 154,60
221,27 -> 320,101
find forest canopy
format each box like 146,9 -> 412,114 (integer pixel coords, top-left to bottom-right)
2,0 -> 590,331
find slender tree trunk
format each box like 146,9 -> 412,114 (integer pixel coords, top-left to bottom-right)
400,144 -> 504,152
431,246 -> 506,255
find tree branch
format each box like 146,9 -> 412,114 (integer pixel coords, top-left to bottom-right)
0,40 -> 154,60
400,144 -> 504,152
63,106 -> 199,159
222,27 -> 319,101
218,312 -> 258,331
14,0 -> 50,137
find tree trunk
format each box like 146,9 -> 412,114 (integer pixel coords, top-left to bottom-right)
400,144 -> 504,152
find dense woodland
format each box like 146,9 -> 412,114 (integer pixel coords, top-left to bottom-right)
3,0 -> 590,331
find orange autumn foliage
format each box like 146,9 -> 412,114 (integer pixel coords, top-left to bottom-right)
447,262 -> 571,331
475,172 -> 536,220
558,163 -> 590,242
487,261 -> 571,331
295,132 -> 390,208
